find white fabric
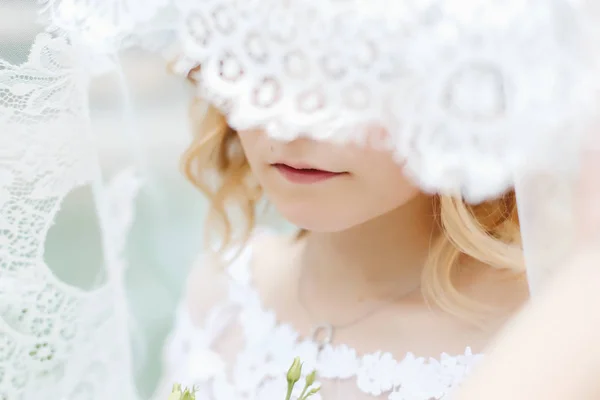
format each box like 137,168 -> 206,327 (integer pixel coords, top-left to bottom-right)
40,0 -> 600,202
0,30 -> 140,399
172,0 -> 600,202
156,238 -> 483,400
2,1 -> 600,399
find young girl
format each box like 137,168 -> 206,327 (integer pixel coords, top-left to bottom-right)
152,89 -> 529,399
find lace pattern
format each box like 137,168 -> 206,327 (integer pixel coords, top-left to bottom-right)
0,32 -> 140,399
161,242 -> 483,400
172,0 -> 600,202
39,0 -> 600,201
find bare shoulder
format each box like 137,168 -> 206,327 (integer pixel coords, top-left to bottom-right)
184,231 -> 299,324
184,251 -> 231,325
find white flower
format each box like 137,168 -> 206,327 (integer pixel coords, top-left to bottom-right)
441,348 -> 485,391
390,352 -> 426,388
389,353 -> 452,400
239,305 -> 277,346
317,344 -> 360,379
264,324 -> 300,375
186,345 -> 226,381
234,349 -> 272,394
456,347 -> 485,371
357,352 -> 399,396
293,340 -> 319,372
226,248 -> 253,285
269,324 -> 300,355
228,283 -> 257,305
255,377 -> 288,400
211,374 -> 238,400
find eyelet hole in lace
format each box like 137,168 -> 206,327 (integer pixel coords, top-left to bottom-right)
354,39 -> 377,68
442,62 -> 508,121
11,372 -> 27,389
284,51 -> 309,79
212,5 -> 236,35
59,322 -> 76,340
187,13 -> 211,47
343,84 -> 370,110
219,53 -> 244,82
0,333 -> 17,362
252,78 -> 281,108
377,57 -> 398,82
321,54 -> 347,80
268,11 -> 297,43
28,341 -> 55,363
35,284 -> 66,314
31,317 -> 54,338
245,33 -> 268,63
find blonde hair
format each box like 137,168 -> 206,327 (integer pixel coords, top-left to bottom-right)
182,90 -> 525,322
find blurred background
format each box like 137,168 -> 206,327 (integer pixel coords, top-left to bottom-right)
2,0 -> 208,396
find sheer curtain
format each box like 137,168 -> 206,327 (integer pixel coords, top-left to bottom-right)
0,1 -> 206,398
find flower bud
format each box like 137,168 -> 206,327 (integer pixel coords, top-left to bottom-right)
305,370 -> 317,387
286,357 -> 302,384
167,384 -> 182,400
181,388 -> 196,400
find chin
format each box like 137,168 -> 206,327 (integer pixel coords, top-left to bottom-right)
273,202 -> 358,232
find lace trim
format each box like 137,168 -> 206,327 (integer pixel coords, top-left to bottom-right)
168,236 -> 483,399
43,0 -> 600,202
171,0 -> 599,202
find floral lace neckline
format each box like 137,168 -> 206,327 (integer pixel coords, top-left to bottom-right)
203,235 -> 485,399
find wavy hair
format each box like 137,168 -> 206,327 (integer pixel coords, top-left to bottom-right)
182,76 -> 524,322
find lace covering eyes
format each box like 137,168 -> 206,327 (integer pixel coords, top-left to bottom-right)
42,0 -> 600,201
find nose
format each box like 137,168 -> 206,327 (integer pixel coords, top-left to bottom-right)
269,136 -> 316,155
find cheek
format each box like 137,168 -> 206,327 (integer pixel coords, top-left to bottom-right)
237,131 -> 267,173
330,153 -> 421,226
350,162 -> 421,219
364,159 -> 420,204
237,131 -> 258,157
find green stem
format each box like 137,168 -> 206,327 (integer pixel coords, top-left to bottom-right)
298,382 -> 309,400
285,382 -> 294,400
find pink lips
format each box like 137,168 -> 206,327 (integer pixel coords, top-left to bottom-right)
272,163 -> 346,184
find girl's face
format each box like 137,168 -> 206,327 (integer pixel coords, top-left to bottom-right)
238,129 -> 422,231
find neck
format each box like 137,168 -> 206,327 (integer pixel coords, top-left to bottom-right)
301,194 -> 438,300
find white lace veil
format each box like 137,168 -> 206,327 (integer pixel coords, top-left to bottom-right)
0,1 -> 201,398
2,0 -> 600,398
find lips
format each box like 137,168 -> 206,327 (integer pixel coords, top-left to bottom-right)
272,163 -> 347,184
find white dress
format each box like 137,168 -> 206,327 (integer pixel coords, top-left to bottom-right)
156,238 -> 484,400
